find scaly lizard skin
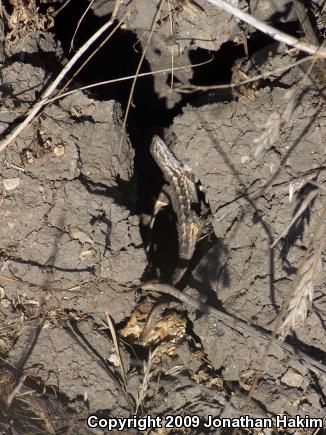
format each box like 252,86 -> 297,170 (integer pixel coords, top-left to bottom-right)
150,135 -> 203,284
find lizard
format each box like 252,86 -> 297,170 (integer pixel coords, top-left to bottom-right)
149,135 -> 207,285
140,135 -> 210,345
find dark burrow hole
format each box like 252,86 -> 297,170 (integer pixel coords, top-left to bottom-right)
52,1 -> 302,283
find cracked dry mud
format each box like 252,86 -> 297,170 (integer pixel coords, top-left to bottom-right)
1,1 -> 326,434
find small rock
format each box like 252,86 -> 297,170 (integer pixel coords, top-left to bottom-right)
109,352 -> 120,367
1,298 -> 11,308
70,227 -> 94,245
241,155 -> 250,163
3,177 -> 20,191
281,368 -> 304,388
54,144 -> 65,157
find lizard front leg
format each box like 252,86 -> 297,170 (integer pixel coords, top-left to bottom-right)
146,188 -> 170,254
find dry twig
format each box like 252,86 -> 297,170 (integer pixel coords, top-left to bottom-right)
175,56 -> 317,93
6,374 -> 27,408
292,0 -> 319,46
105,312 -> 133,411
140,282 -> 326,375
69,0 -> 96,53
40,59 -> 212,106
205,0 -> 326,57
121,0 -> 165,146
0,0 -> 121,154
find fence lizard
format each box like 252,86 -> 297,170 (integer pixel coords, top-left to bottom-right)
149,135 -> 206,284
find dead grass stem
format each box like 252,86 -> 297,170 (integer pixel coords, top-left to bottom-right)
105,312 -> 133,412
135,347 -> 159,414
120,0 -> 165,148
69,0 -> 96,54
0,0 -> 121,154
205,0 -> 326,58
271,188 -> 319,248
175,55 -> 317,93
38,58 -> 212,106
279,205 -> 326,339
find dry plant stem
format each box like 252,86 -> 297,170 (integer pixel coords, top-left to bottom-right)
279,204 -> 326,337
279,242 -> 323,336
52,0 -> 72,17
6,373 -> 27,407
292,2 -> 326,84
14,13 -> 128,130
121,0 -> 165,138
66,318 -> 132,412
0,50 -> 309,138
0,274 -> 18,281
140,283 -> 326,375
176,55 -> 316,93
135,347 -> 159,414
105,312 -> 133,412
271,188 -> 319,248
0,0 -> 121,154
292,0 -> 319,45
37,58 -> 212,106
204,0 -> 326,58
243,204 -> 326,410
167,0 -> 175,91
62,11 -> 129,99
257,49 -> 326,195
69,0 -> 96,53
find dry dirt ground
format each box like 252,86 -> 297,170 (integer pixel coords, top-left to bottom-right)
0,0 -> 326,434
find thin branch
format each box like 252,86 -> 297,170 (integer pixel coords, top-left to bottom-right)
140,282 -> 326,375
52,0 -> 72,17
121,0 -> 165,140
105,312 -> 133,411
69,0 -> 96,53
40,58 -> 212,106
6,374 -> 27,407
292,0 -> 326,81
292,0 -> 319,45
0,58 -> 211,123
167,0 -> 175,91
62,11 -> 129,100
204,0 -> 326,58
175,55 -> 316,93
0,0 -> 121,154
